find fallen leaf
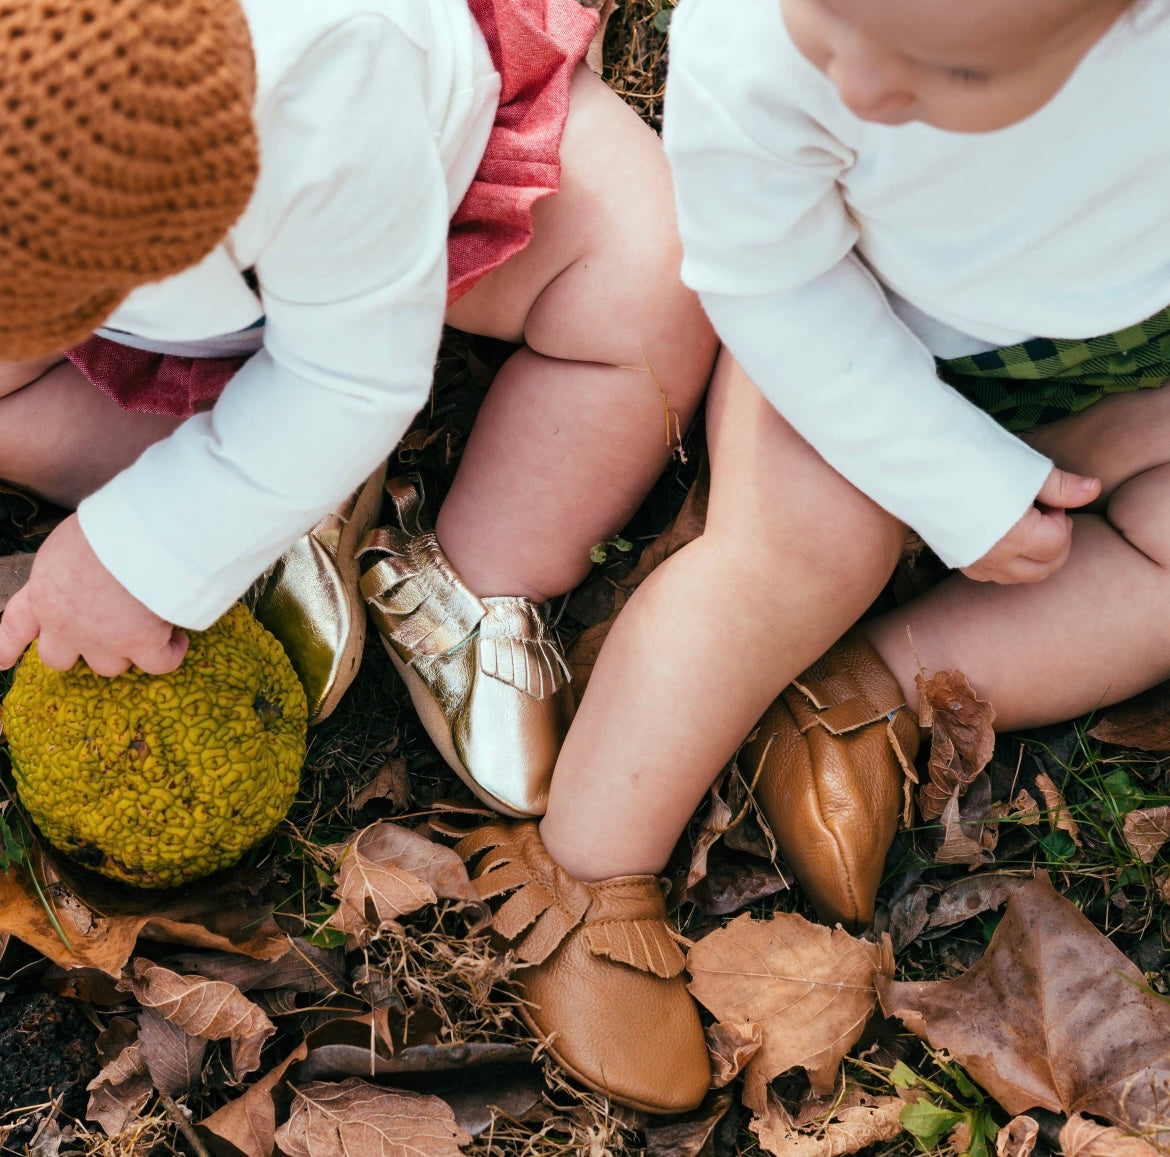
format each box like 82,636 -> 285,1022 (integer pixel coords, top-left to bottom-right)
1033,773 -> 1082,847
1088,683 -> 1170,751
887,887 -> 931,954
876,874 -> 1170,1147
995,1114 -> 1039,1156
923,873 -> 1030,933
584,0 -> 617,74
934,789 -> 995,868
687,911 -> 893,1109
162,939 -> 345,995
1058,1113 -> 1164,1156
1123,806 -> 1170,864
644,1090 -> 736,1157
751,1090 -> 904,1157
138,1006 -> 208,1096
686,781 -> 735,893
122,958 -> 275,1080
915,670 -> 996,821
198,1041 -> 310,1157
705,1021 -> 764,1088
327,822 -> 486,943
85,1022 -> 152,1136
440,1070 -> 547,1139
275,1078 -> 471,1157
692,855 -> 790,917
350,749 -> 411,813
0,551 -> 33,610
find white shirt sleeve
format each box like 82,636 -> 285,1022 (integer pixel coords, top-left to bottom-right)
663,0 -> 1053,568
78,17 -> 450,628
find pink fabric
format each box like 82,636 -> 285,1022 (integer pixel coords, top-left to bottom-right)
67,0 -> 597,418
447,0 -> 598,304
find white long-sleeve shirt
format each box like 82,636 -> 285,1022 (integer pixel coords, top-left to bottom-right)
663,0 -> 1170,567
76,0 -> 500,627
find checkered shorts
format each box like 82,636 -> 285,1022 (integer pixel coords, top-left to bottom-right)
937,304 -> 1170,433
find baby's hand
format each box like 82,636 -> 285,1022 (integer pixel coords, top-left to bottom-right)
0,514 -> 189,676
960,467 -> 1101,585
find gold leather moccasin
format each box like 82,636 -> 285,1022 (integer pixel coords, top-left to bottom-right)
247,462 -> 386,725
740,629 -> 919,930
459,821 -> 711,1115
358,476 -> 574,818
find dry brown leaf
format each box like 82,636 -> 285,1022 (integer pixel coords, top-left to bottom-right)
1059,1113 -> 1164,1156
877,875 -> 1170,1147
122,958 -> 275,1080
1123,806 -> 1170,864
1033,772 -> 1082,847
85,1021 -> 153,1136
137,1006 -> 207,1096
162,939 -> 345,995
327,822 -> 485,943
934,789 -> 995,868
687,912 -> 893,1110
924,873 -> 1029,932
1088,683 -> 1170,751
915,669 -> 996,821
275,1078 -> 471,1157
995,1115 -> 1039,1156
584,0 -> 617,73
686,781 -> 735,892
706,1020 -> 764,1088
0,551 -> 33,610
644,1090 -> 736,1157
751,1092 -> 904,1157
350,750 -> 411,812
198,1041 -> 309,1157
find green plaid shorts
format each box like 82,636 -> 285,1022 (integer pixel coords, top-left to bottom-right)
936,303 -> 1170,433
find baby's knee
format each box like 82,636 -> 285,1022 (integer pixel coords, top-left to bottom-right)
1107,461 -> 1170,566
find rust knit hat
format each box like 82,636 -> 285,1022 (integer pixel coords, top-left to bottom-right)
0,0 -> 259,359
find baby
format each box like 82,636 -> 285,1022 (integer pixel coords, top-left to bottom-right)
458,0 -> 1170,1115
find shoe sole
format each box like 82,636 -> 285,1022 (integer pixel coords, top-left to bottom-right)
378,641 -> 537,820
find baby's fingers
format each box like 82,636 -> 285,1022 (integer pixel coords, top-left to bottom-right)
0,591 -> 40,669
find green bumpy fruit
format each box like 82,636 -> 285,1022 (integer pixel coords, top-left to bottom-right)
4,603 -> 308,888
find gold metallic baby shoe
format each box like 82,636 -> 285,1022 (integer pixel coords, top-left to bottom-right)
459,821 -> 711,1114
358,476 -> 574,818
740,629 -> 919,930
247,463 -> 386,725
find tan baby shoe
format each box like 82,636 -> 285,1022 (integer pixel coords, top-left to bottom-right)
458,821 -> 711,1114
740,629 -> 919,929
359,477 -> 574,817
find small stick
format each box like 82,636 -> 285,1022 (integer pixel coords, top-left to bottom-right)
159,1091 -> 213,1157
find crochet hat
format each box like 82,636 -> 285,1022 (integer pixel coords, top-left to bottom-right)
0,0 -> 259,359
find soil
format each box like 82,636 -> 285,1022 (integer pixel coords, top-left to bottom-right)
0,988 -> 99,1152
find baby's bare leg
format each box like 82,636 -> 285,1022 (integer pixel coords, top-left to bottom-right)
442,65 -> 717,601
539,353 -> 905,880
0,361 -> 181,505
866,386 -> 1170,730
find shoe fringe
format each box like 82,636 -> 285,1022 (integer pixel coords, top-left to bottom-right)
459,824 -> 686,978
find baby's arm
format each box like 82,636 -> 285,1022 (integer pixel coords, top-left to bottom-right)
664,0 -> 1078,577
1,18 -> 449,671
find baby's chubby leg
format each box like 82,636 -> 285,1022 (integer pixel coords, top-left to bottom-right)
539,352 -> 906,880
0,358 -> 182,505
442,65 -> 717,602
867,385 -> 1170,730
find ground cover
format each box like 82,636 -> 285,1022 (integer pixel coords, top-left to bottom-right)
0,4 -> 1164,1155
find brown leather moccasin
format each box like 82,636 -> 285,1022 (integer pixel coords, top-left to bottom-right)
458,821 -> 711,1115
741,629 -> 919,930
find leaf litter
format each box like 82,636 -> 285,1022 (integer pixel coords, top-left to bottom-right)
1,13 -> 1170,1155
